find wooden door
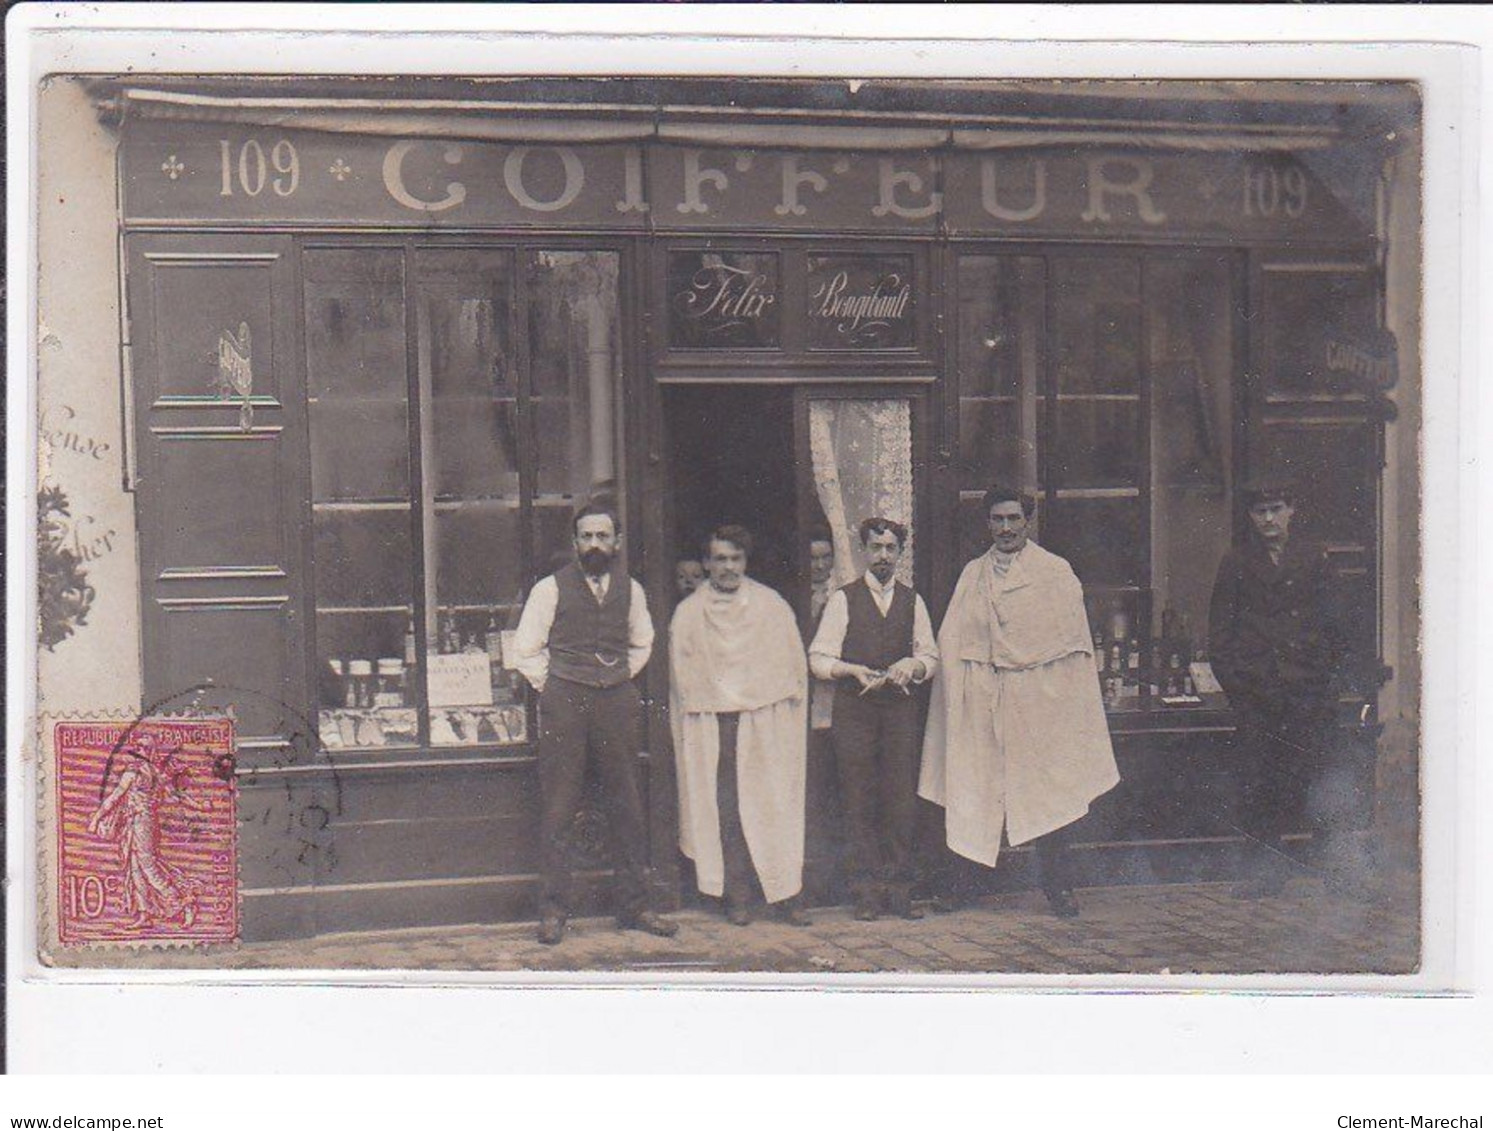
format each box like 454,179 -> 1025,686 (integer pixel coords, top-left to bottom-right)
126,232 -> 309,762
791,386 -> 928,902
1245,247 -> 1391,828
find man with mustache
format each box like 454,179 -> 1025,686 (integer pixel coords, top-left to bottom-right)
512,502 -> 677,945
809,517 -> 939,921
919,486 -> 1119,918
1208,478 -> 1349,898
670,524 -> 811,926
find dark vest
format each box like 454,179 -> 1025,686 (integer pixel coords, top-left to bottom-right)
548,562 -> 633,688
840,578 -> 916,672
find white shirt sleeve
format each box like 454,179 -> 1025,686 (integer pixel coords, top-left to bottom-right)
808,589 -> 850,682
511,576 -> 559,693
912,594 -> 940,683
627,579 -> 655,679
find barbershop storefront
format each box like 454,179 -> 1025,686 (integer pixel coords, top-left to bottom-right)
99,80 -> 1412,938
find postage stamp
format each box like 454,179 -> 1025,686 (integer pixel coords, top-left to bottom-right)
54,717 -> 238,946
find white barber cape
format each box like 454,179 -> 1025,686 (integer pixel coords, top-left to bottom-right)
918,542 -> 1119,867
669,578 -> 808,903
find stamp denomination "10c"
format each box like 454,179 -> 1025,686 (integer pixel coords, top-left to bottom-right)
55,718 -> 237,945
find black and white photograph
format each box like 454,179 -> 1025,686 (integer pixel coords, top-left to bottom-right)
27,62 -> 1427,979
8,6 -> 1485,1091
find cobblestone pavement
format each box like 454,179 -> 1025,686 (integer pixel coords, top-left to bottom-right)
76,874 -> 1419,977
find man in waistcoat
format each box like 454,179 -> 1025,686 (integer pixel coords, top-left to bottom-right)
1209,478 -> 1349,898
810,517 -> 939,920
512,503 -> 677,946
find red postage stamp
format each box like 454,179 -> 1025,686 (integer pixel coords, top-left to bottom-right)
54,718 -> 238,945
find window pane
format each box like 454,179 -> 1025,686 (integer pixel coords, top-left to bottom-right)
533,502 -> 577,581
304,248 -> 418,751
958,399 -> 1032,487
414,249 -> 527,748
528,251 -> 622,503
956,256 -> 1043,498
305,248 -> 410,501
667,250 -> 779,349
416,249 -> 518,501
806,254 -> 916,349
1148,256 -> 1235,653
1051,399 -> 1141,488
1043,497 -> 1144,589
957,256 -> 1044,400
1262,266 -> 1376,395
1052,258 -> 1141,395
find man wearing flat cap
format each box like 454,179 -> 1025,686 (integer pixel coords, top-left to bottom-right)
1208,478 -> 1349,898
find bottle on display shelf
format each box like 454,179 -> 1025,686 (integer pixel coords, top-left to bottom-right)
403,615 -> 417,667
1127,638 -> 1140,672
1107,641 -> 1122,675
485,612 -> 504,672
1093,632 -> 1105,672
347,659 -> 373,709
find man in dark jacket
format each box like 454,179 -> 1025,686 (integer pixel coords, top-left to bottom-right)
1208,480 -> 1348,897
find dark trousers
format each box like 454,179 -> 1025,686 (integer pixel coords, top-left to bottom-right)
537,677 -> 649,919
802,728 -> 844,903
716,713 -> 760,907
831,690 -> 921,901
1235,701 -> 1340,866
927,815 -> 1078,900
1033,822 -> 1076,897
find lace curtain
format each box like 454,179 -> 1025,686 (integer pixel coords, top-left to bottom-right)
808,399 -> 914,587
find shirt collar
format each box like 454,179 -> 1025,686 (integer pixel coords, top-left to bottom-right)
863,570 -> 897,596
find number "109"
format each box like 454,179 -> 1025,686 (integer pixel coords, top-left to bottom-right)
219,139 -> 300,198
1242,164 -> 1308,219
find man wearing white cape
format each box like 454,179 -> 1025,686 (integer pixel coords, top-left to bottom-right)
670,524 -> 811,927
919,486 -> 1120,918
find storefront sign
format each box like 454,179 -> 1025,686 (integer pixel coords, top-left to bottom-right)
1325,328 -> 1399,391
667,251 -> 781,349
122,121 -> 1370,243
806,255 -> 915,349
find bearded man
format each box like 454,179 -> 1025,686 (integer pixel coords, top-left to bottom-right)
512,503 -> 677,945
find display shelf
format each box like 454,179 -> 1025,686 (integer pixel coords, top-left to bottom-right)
312,499 -> 412,512
315,604 -> 413,616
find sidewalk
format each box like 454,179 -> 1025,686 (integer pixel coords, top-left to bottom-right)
94,873 -> 1419,977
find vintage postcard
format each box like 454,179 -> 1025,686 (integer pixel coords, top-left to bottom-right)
21,23 -> 1450,993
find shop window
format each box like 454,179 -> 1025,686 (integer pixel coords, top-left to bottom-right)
308,245 -> 622,753
957,251 -> 1237,668
1147,256 -> 1234,658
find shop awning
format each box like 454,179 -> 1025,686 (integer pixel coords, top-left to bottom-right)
114,86 -> 1344,152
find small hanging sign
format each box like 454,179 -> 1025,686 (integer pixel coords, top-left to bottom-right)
212,321 -> 255,430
